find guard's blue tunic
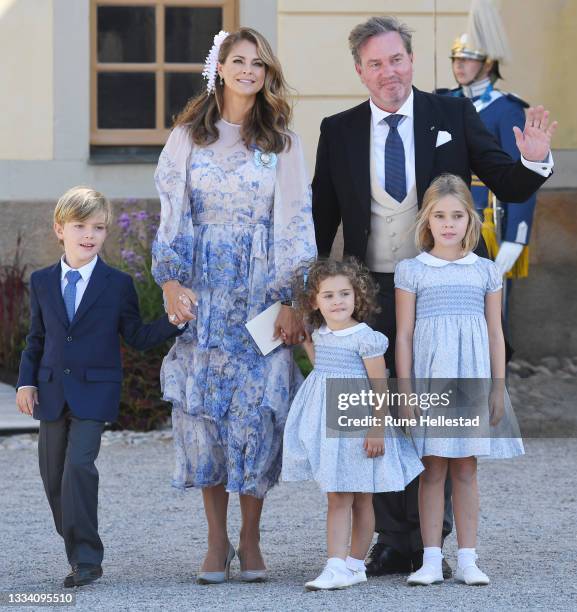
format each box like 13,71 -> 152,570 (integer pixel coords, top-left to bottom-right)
439,87 -> 536,246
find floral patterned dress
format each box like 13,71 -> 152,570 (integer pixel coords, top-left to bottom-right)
152,120 -> 316,497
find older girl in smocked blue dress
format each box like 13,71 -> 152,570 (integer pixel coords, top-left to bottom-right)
282,259 -> 423,591
152,28 -> 316,584
395,174 -> 524,587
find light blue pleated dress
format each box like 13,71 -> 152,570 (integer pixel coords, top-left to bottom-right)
394,252 -> 524,459
282,323 -> 424,493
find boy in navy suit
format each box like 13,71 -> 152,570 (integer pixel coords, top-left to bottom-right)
16,187 -> 186,587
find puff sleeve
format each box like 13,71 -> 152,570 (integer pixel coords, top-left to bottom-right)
151,126 -> 195,288
394,258 -> 418,293
269,132 -> 317,301
485,259 -> 503,293
357,328 -> 389,359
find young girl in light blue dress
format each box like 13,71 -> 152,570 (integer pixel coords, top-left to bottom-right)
395,174 -> 524,587
282,258 -> 423,591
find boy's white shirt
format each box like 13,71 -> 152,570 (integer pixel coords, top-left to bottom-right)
18,254 -> 99,391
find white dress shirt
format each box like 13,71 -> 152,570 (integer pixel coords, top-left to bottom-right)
370,91 -> 415,193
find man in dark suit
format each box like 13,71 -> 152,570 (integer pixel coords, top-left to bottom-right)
312,15 -> 556,577
16,187 -> 185,587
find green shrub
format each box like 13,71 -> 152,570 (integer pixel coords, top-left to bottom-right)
114,206 -> 171,431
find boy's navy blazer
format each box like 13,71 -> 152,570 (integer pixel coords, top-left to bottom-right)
17,257 -> 181,422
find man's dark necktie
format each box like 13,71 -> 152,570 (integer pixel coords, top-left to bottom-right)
384,114 -> 407,203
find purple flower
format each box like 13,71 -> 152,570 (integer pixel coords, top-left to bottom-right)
136,210 -> 148,221
121,249 -> 136,263
118,213 -> 131,231
134,271 -> 144,281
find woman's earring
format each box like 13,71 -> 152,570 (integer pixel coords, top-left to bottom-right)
219,76 -> 224,86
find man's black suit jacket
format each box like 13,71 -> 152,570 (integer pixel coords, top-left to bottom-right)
312,86 -> 549,261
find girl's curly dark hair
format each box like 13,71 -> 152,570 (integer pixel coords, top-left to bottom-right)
293,257 -> 380,329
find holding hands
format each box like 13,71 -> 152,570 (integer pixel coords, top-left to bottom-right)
513,105 -> 558,162
274,305 -> 305,346
162,280 -> 198,326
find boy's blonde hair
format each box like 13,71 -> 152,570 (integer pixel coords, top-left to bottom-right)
54,186 -> 112,227
415,174 -> 481,253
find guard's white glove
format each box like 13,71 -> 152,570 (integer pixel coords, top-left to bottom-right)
495,241 -> 524,275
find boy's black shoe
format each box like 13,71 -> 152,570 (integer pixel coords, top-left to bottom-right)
63,564 -> 103,588
365,544 -> 412,575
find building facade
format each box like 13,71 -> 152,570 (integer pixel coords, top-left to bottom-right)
1,0 -> 575,356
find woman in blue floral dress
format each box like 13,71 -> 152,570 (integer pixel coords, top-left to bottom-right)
151,28 -> 316,582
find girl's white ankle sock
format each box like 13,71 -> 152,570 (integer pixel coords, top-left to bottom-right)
422,546 -> 443,572
327,557 -> 348,570
327,556 -> 354,577
457,547 -> 477,569
345,556 -> 366,573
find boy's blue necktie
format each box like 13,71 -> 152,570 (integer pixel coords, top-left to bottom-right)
384,114 -> 407,203
64,270 -> 82,323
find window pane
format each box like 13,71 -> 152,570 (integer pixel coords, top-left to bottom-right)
98,73 -> 156,129
98,6 -> 155,63
165,72 -> 205,127
165,7 -> 222,63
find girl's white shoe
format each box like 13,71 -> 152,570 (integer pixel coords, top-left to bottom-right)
305,563 -> 352,591
347,568 -> 367,586
407,564 -> 444,586
455,564 -> 490,586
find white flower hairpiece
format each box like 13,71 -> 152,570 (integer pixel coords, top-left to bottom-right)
202,30 -> 230,94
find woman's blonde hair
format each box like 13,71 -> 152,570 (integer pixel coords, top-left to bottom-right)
415,174 -> 481,253
294,258 -> 380,329
175,27 -> 292,154
54,186 -> 112,227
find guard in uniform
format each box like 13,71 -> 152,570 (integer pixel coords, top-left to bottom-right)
437,30 -> 537,321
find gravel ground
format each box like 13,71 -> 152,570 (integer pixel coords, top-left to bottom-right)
1,436 -> 576,612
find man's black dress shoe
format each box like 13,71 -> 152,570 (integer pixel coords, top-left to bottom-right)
365,544 -> 412,576
410,551 -> 453,579
63,568 -> 76,588
63,564 -> 103,588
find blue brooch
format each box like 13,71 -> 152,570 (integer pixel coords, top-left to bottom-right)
251,146 -> 277,169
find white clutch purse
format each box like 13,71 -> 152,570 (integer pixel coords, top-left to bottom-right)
245,301 -> 283,356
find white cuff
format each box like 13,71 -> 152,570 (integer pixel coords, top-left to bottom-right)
17,385 -> 37,391
521,151 -> 554,177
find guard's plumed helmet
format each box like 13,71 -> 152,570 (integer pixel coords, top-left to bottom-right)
450,33 -> 487,62
450,0 -> 511,83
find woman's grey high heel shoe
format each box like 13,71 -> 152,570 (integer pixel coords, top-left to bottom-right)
196,543 -> 235,584
237,549 -> 267,583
